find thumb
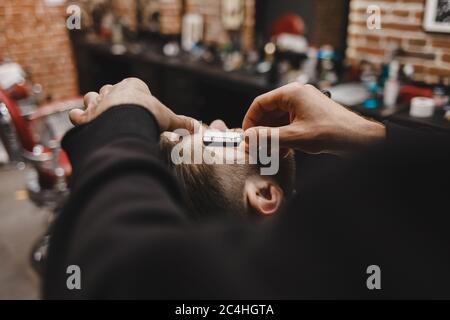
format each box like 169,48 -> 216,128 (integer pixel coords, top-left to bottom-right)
169,115 -> 201,133
69,109 -> 87,126
244,125 -> 295,148
244,126 -> 294,157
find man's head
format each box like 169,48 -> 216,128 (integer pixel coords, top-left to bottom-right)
160,120 -> 296,219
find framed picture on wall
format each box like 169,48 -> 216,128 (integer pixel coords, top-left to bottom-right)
424,0 -> 450,33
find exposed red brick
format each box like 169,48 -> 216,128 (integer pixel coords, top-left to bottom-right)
442,54 -> 450,64
346,0 -> 449,83
0,0 -> 78,101
409,39 -> 427,46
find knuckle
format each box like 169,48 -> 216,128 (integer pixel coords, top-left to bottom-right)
284,82 -> 302,96
293,82 -> 304,89
252,96 -> 260,105
122,77 -> 136,82
84,91 -> 96,99
288,82 -> 303,90
122,77 -> 150,92
124,77 -> 144,86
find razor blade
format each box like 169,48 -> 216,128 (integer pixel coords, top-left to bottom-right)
203,131 -> 243,147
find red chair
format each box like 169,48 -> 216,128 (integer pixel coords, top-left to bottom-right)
0,89 -> 82,209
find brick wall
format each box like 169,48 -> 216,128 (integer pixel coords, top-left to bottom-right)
112,0 -> 138,31
347,0 -> 450,83
0,0 -> 79,101
159,0 -> 183,35
312,0 -> 348,52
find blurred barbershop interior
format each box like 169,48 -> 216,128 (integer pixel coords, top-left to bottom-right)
1,0 -> 450,299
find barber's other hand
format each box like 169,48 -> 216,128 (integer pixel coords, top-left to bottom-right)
242,83 -> 386,156
69,78 -> 197,133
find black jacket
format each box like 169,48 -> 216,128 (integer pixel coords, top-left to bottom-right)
44,105 -> 450,299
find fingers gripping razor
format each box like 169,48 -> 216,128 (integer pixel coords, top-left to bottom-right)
203,131 -> 243,147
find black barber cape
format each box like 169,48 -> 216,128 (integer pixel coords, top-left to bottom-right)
44,105 -> 450,299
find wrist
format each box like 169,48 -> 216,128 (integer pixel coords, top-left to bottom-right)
348,119 -> 386,154
330,118 -> 386,156
361,120 -> 386,144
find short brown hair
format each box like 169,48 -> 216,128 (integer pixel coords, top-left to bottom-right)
160,136 -> 296,219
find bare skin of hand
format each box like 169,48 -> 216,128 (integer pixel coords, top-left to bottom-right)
69,78 -> 198,133
242,83 -> 386,156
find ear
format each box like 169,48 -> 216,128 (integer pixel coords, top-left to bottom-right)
245,176 -> 284,216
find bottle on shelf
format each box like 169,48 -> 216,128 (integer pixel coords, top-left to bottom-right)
383,60 -> 400,108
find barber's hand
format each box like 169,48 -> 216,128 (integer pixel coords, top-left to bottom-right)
242,83 -> 386,156
69,78 -> 197,133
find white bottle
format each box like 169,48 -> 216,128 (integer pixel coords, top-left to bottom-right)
182,14 -> 204,52
383,60 -> 400,108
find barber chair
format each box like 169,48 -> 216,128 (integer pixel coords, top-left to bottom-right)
0,89 -> 82,274
0,89 -> 82,209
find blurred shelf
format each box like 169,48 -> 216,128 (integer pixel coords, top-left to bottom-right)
348,104 -> 403,121
71,36 -> 450,133
75,37 -> 275,94
348,104 -> 450,133
389,110 -> 450,133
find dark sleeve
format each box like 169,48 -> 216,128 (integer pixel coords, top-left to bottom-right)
44,105 -> 260,299
44,105 -> 450,299
43,106 -> 193,298
384,120 -> 449,144
43,105 -> 272,299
